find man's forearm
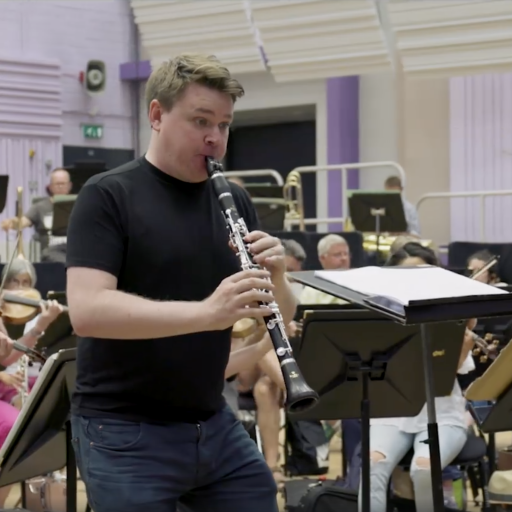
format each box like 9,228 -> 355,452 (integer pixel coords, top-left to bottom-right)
70,289 -> 209,339
272,274 -> 298,324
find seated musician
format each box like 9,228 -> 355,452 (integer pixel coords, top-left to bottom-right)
467,249 -> 507,287
361,242 -> 476,512
281,239 -> 307,299
299,234 -> 351,305
384,176 -> 420,236
1,168 -> 72,263
0,259 -> 64,408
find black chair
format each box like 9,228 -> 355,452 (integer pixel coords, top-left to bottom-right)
390,434 -> 489,511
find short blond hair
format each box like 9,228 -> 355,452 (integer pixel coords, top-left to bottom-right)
145,54 -> 245,112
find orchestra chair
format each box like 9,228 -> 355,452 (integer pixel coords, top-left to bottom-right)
389,431 -> 489,511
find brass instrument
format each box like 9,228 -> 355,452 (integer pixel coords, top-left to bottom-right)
361,233 -> 435,258
283,171 -> 305,231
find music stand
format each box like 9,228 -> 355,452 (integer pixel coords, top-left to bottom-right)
289,268 -> 512,512
466,339 -> 512,434
348,191 -> 407,262
0,348 -> 78,512
291,309 -> 464,512
35,312 -> 75,358
0,176 -> 9,215
51,195 -> 77,237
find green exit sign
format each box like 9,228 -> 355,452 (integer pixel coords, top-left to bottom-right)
82,124 -> 103,139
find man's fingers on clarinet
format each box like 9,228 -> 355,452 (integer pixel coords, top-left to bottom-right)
241,306 -> 273,320
234,277 -> 275,295
230,269 -> 271,283
236,290 -> 275,307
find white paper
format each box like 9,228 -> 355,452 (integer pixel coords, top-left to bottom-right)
315,266 -> 508,306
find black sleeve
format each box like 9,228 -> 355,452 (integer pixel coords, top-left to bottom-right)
230,183 -> 261,233
66,182 -> 126,277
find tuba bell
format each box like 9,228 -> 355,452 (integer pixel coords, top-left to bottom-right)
283,171 -> 305,231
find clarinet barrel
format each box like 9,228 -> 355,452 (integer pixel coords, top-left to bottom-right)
205,157 -> 319,414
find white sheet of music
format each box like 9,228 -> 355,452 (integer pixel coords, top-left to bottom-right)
315,266 -> 508,305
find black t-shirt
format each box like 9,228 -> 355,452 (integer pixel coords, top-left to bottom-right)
66,156 -> 259,423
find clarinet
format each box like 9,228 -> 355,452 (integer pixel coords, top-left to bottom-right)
206,157 -> 319,414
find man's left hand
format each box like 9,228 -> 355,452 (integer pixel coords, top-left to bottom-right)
244,231 -> 286,277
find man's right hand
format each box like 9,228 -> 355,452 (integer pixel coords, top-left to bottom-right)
204,269 -> 275,331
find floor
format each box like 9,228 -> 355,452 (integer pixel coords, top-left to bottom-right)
4,432 -> 510,511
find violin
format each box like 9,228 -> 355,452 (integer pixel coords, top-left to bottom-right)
472,332 -> 499,363
0,287 -> 68,326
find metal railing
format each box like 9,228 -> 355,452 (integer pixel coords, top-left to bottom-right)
223,169 -> 284,186
286,161 -> 406,229
416,190 -> 512,242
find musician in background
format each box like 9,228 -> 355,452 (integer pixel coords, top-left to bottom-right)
0,259 -> 63,404
384,176 -> 420,236
1,168 -> 72,263
65,53 -> 297,512
362,242 -> 476,512
467,249 -> 507,287
0,259 -> 63,507
299,234 -> 351,304
281,238 -> 307,299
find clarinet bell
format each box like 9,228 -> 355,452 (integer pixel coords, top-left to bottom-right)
283,367 -> 319,414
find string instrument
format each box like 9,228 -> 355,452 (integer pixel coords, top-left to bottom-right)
469,254 -> 499,281
472,332 -> 499,363
206,156 -> 319,413
468,254 -> 501,362
0,287 -> 68,326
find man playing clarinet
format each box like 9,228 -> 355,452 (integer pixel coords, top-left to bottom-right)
65,53 -> 297,512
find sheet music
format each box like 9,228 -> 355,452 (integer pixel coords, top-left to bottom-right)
315,266 -> 507,306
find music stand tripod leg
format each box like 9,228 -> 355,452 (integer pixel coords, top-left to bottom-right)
66,420 -> 77,512
420,324 -> 444,511
361,369 -> 371,512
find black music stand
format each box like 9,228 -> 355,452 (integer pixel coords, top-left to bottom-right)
0,348 -> 78,512
51,195 -> 76,237
292,309 -> 464,512
289,268 -> 512,512
348,191 -> 407,262
36,312 -> 75,358
0,176 -> 9,215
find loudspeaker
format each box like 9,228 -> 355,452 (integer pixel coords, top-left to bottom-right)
85,60 -> 106,95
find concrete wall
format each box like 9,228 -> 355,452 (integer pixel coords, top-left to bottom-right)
359,72 -> 451,245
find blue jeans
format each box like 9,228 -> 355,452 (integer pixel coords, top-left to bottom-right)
71,405 -> 278,512
359,424 -> 467,512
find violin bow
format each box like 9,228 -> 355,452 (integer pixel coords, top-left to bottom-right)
0,233 -> 47,364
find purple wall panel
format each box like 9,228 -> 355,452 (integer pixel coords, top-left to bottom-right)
326,76 -> 360,231
450,73 -> 512,242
